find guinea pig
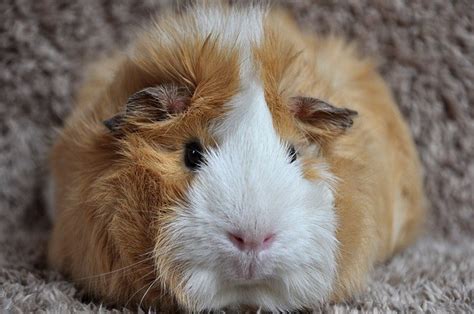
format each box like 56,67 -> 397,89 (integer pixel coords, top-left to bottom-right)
47,2 -> 426,312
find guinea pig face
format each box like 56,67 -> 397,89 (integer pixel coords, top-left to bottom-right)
166,84 -> 339,311
103,77 -> 356,311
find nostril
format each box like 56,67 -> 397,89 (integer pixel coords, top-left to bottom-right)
262,233 -> 275,248
231,233 -> 244,244
228,232 -> 246,250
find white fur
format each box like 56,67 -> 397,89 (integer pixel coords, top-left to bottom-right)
191,4 -> 265,47
163,6 -> 338,311
191,4 -> 265,79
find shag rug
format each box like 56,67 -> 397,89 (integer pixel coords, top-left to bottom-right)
1,0 -> 473,312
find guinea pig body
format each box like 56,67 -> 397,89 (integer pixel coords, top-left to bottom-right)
48,3 -> 426,311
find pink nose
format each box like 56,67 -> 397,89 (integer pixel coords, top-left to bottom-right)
228,232 -> 275,252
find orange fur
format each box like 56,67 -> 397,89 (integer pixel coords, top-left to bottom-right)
48,4 -> 426,311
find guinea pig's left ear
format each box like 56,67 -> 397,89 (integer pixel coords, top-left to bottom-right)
289,96 -> 358,138
103,84 -> 190,133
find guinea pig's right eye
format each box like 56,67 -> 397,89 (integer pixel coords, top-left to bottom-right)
288,145 -> 297,163
184,141 -> 205,170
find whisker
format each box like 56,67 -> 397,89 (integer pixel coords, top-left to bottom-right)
76,255 -> 154,281
139,277 -> 159,310
138,249 -> 156,258
125,269 -> 157,307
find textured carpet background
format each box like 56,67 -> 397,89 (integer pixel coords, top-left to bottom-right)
1,0 -> 473,312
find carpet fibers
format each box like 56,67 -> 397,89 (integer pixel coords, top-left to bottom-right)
0,0 -> 473,312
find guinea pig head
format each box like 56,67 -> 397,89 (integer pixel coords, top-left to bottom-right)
98,24 -> 357,311
101,75 -> 356,311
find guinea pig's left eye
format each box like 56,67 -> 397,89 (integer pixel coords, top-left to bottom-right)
184,141 -> 205,170
288,145 -> 297,163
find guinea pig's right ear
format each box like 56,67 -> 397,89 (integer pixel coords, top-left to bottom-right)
103,84 -> 190,134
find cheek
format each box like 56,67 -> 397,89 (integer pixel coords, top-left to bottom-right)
106,159 -> 190,267
109,171 -> 190,307
154,207 -> 206,309
104,169 -> 159,256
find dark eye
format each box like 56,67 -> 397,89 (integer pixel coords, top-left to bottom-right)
184,141 -> 204,170
288,145 -> 297,163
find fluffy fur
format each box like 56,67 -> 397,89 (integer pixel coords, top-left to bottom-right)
47,3 -> 426,311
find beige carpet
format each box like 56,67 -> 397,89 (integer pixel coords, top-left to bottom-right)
1,0 -> 473,312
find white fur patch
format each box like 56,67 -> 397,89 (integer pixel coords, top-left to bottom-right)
163,5 -> 338,311
191,4 -> 265,79
192,4 -> 265,47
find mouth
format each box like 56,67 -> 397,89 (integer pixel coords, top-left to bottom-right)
230,258 -> 275,282
236,260 -> 257,280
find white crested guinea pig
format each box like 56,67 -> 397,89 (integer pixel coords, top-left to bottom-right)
47,2 -> 426,312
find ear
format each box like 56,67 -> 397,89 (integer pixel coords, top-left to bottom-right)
103,84 -> 190,133
289,96 -> 358,139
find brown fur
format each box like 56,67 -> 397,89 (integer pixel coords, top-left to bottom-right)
48,5 -> 426,311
